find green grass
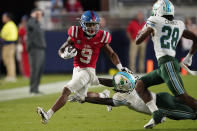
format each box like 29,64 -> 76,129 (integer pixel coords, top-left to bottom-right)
0,75 -> 197,131
0,74 -> 72,90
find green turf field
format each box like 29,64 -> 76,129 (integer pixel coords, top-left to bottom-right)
0,75 -> 197,131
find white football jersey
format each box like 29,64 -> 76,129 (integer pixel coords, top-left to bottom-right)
112,89 -> 156,115
146,16 -> 185,60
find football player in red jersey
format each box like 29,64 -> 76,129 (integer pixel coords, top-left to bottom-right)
37,10 -> 130,124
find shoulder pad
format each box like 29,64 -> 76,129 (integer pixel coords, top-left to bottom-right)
179,20 -> 186,29
100,31 -> 111,44
146,16 -> 159,28
68,26 -> 79,38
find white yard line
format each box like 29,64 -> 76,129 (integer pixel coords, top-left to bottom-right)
0,75 -> 112,102
0,74 -> 143,102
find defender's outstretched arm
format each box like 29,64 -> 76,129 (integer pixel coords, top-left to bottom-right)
136,27 -> 153,45
85,97 -> 115,106
98,78 -> 113,87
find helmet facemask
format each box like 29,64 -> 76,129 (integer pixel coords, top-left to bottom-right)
80,20 -> 100,37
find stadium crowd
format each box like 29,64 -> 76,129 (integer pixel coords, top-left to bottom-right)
0,0 -> 197,83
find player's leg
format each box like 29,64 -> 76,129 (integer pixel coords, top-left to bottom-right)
179,94 -> 197,111
85,92 -> 129,107
37,68 -> 90,124
69,77 -> 112,100
136,70 -> 166,128
68,77 -> 112,111
86,78 -> 113,98
37,88 -> 72,124
156,92 -> 197,120
144,92 -> 197,129
135,70 -> 164,112
88,77 -> 113,111
162,61 -> 197,111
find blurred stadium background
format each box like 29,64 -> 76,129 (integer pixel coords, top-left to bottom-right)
0,0 -> 197,75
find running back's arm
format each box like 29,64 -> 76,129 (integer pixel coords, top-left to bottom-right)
182,30 -> 197,55
58,37 -> 74,57
136,27 -> 153,45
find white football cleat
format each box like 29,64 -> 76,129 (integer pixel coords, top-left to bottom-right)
144,117 -> 166,129
37,107 -> 49,124
101,89 -> 112,112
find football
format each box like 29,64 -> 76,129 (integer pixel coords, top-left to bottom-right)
66,44 -> 76,53
61,44 -> 77,59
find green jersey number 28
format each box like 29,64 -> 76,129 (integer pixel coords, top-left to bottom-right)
160,26 -> 179,50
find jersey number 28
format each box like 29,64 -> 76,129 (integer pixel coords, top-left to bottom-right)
160,26 -> 179,50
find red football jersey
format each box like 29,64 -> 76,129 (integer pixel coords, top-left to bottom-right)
68,26 -> 111,69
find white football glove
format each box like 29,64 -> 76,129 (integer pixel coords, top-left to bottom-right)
182,53 -> 193,66
60,46 -> 77,59
116,64 -> 133,74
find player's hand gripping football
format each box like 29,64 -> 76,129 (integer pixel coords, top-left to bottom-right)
60,46 -> 77,59
182,53 -> 193,66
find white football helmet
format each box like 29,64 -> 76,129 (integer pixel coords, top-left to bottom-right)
152,0 -> 174,17
113,72 -> 136,93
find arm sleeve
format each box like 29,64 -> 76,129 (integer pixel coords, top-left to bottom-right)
112,93 -> 129,107
68,26 -> 79,40
104,32 -> 111,44
146,16 -> 158,31
180,21 -> 186,30
68,26 -> 73,37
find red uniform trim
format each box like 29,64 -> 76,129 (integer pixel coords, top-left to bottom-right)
91,11 -> 95,21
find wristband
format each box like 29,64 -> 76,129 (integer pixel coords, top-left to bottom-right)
187,53 -> 193,58
116,63 -> 123,71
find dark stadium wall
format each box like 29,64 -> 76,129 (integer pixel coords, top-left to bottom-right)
44,30 -> 197,73
1,30 -> 197,74
0,0 -> 35,26
80,0 -> 100,11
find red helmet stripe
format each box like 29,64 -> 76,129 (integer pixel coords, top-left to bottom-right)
90,10 -> 95,21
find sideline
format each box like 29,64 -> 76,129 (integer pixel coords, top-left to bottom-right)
0,74 -> 143,102
0,75 -> 112,102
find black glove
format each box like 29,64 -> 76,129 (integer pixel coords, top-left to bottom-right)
120,67 -> 133,74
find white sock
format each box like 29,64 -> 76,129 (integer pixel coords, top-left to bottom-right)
47,109 -> 54,119
98,93 -> 106,98
146,99 -> 158,113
